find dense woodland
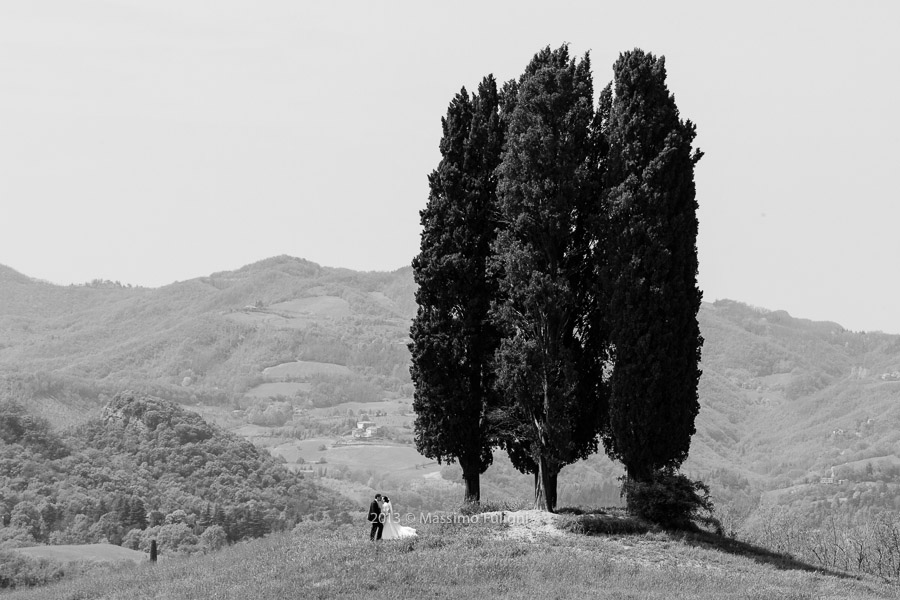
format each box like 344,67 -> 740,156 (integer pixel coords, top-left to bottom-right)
0,392 -> 348,557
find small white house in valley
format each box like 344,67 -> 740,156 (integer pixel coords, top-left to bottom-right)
353,421 -> 380,438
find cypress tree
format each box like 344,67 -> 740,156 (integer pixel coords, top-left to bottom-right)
212,505 -> 226,527
132,497 -> 148,530
490,45 -> 608,512
410,75 -> 504,503
198,502 -> 212,530
599,49 -> 704,483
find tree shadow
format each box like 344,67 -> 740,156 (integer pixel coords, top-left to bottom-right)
561,509 -> 864,580
676,530 -> 859,579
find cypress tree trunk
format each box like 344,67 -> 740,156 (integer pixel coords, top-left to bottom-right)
461,460 -> 481,503
547,470 -> 558,513
628,464 -> 652,484
533,460 -> 548,511
533,455 -> 558,512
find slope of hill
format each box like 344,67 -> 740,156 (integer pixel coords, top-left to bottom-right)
686,302 -> 900,504
0,265 -> 34,286
0,256 -> 416,424
0,391 -> 349,553
2,257 -> 899,530
12,543 -> 147,564
1,517 -> 897,600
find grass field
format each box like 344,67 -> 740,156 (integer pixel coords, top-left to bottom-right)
243,382 -> 311,399
308,399 -> 414,429
324,444 -> 439,476
12,543 -> 148,564
268,437 -> 334,461
4,514 -> 898,600
262,360 -> 352,379
268,296 -> 350,317
224,310 -> 312,330
231,424 -> 284,438
269,438 -> 440,482
308,399 -> 411,417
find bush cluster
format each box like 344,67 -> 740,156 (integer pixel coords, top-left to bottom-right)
624,470 -> 719,532
0,551 -> 65,589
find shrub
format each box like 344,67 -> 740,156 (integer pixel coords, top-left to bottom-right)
0,550 -> 65,589
624,470 -> 719,531
200,525 -> 228,552
122,528 -> 143,550
561,514 -> 650,536
156,523 -> 200,554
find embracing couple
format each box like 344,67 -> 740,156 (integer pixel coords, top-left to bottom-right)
367,493 -> 417,541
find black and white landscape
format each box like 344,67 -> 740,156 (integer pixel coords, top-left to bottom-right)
1,1 -> 898,598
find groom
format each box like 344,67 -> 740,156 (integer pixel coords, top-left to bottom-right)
367,493 -> 383,541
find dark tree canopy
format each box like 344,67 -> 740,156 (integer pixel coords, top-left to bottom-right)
409,75 -> 504,502
490,45 -> 609,512
599,49 -> 704,482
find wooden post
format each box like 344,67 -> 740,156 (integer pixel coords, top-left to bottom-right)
150,539 -> 157,562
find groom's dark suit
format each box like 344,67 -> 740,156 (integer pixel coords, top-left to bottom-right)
368,499 -> 383,540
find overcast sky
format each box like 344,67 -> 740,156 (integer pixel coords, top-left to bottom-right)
1,1 -> 898,333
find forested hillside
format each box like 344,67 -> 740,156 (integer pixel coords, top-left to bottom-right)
0,391 -> 348,555
689,301 -> 900,487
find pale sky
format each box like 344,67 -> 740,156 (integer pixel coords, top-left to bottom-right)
1,1 -> 898,333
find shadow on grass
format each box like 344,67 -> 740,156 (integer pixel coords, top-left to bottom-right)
673,530 -> 859,580
559,508 -> 858,580
557,508 -> 651,536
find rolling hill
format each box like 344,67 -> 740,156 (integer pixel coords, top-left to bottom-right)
2,256 -> 900,529
0,256 -> 416,425
0,390 -> 350,556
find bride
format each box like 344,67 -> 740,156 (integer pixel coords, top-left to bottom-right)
381,496 -> 417,540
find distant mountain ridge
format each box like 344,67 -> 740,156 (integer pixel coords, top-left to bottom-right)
2,256 -> 899,508
0,264 -> 33,285
0,255 -> 416,419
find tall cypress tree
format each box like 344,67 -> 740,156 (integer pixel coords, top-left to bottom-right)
599,49 -> 704,483
128,497 -> 148,530
409,75 -> 504,503
490,45 -> 608,512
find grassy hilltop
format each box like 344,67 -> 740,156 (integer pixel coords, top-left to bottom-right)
2,515 -> 898,600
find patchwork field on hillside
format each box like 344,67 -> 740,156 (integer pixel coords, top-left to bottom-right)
243,382 -> 311,399
262,360 -> 352,379
268,296 -> 350,317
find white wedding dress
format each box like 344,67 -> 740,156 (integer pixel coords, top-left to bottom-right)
381,501 -> 417,540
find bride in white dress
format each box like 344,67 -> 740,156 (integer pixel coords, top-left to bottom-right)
381,496 -> 417,540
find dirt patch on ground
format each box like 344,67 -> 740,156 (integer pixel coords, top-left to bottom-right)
482,510 -> 728,574
480,509 -> 567,541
